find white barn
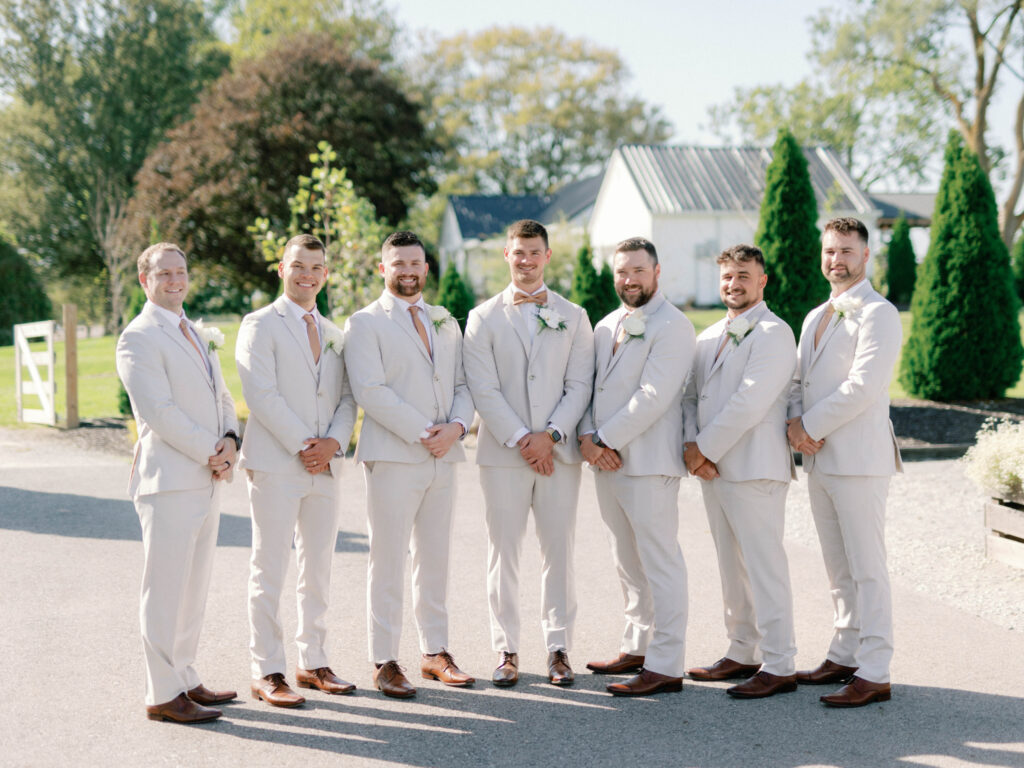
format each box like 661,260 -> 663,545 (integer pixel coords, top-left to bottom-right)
588,144 -> 880,306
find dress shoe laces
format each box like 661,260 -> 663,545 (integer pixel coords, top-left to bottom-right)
378,660 -> 405,678
499,651 -> 516,666
551,650 -> 569,666
265,672 -> 287,686
433,650 -> 456,669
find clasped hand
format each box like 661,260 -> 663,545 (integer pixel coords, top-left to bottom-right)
786,417 -> 825,455
208,437 -> 236,481
420,422 -> 463,458
301,437 -> 341,475
518,432 -> 555,476
579,433 -> 622,472
683,441 -> 719,480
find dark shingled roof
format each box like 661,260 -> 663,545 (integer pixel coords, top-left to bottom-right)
869,193 -> 936,226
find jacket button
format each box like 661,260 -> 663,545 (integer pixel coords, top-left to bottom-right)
529,374 -> 535,380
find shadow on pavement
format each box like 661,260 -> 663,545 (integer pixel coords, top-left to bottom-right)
191,679 -> 1024,768
0,486 -> 367,552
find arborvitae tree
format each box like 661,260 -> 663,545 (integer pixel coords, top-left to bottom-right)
886,214 -> 916,306
754,128 -> 825,335
569,242 -> 603,323
1012,232 -> 1024,303
596,261 -> 620,318
0,236 -> 52,346
900,131 -> 1023,400
437,263 -> 475,332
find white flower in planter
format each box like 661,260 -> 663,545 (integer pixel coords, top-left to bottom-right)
963,418 -> 1024,500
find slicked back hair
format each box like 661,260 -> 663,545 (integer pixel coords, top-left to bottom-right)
823,217 -> 869,245
717,244 -> 765,270
382,230 -> 426,253
137,242 -> 186,275
507,219 -> 549,249
615,237 -> 658,265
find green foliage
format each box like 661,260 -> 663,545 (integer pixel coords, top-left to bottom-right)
436,264 -> 475,332
754,129 -> 825,336
132,32 -> 437,297
0,237 -> 52,346
885,215 -> 916,306
596,261 -> 619,319
900,131 -> 1023,400
1012,233 -> 1024,304
251,141 -> 386,319
414,26 -> 672,196
569,241 -> 618,323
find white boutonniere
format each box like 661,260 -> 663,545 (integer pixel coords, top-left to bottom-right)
621,308 -> 646,340
322,325 -> 344,356
726,316 -> 752,346
537,305 -> 567,332
831,294 -> 864,323
193,319 -> 224,353
428,305 -> 452,330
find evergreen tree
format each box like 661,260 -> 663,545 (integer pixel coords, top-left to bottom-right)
885,214 -> 916,306
900,131 -> 1022,400
596,261 -> 620,319
754,128 -> 825,335
437,263 -> 475,332
1012,232 -> 1024,303
569,242 -> 603,323
0,236 -> 51,346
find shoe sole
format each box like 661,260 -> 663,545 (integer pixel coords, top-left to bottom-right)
687,669 -> 760,681
549,678 -> 575,686
797,675 -> 856,685
421,672 -> 474,687
146,711 -> 221,723
608,682 -> 683,696
821,691 -> 891,707
492,678 -> 518,687
586,666 -> 644,675
296,680 -> 356,695
726,682 -> 798,699
251,690 -> 305,707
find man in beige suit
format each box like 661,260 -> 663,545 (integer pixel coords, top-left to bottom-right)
682,244 -> 799,699
236,234 -> 358,707
579,237 -> 695,697
344,231 -> 476,698
116,242 -> 239,723
463,219 -> 594,687
787,217 -> 902,708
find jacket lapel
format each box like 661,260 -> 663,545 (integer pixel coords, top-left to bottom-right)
382,292 -> 433,366
596,307 -> 627,384
502,286 -> 532,357
273,296 -> 318,378
806,301 -> 838,371
153,308 -> 214,389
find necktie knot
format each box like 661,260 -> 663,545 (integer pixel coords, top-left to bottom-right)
513,290 -> 547,306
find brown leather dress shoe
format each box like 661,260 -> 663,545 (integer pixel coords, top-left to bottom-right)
296,666 -> 356,694
251,673 -> 306,707
548,650 -> 574,686
607,669 -> 683,696
586,652 -> 645,675
374,661 -> 416,698
186,684 -> 237,705
687,657 -> 761,681
820,676 -> 891,707
421,650 -> 475,686
492,652 -> 519,687
146,692 -> 222,723
796,659 -> 859,685
726,671 -> 798,699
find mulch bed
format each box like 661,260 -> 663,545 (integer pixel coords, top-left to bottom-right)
891,399 -> 1024,446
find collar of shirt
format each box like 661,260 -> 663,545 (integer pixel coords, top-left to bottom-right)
830,278 -> 871,302
282,294 -> 320,325
149,301 -> 189,328
725,300 -> 764,328
390,291 -> 433,347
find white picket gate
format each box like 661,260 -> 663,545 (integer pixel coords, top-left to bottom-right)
14,320 -> 56,426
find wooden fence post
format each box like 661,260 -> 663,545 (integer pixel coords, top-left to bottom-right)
64,303 -> 79,428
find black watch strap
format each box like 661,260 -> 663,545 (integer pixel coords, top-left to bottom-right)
224,430 -> 241,450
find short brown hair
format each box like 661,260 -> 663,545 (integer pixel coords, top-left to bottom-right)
285,234 -> 326,254
823,217 -> 868,244
614,237 -> 658,265
507,219 -> 548,249
382,230 -> 425,252
137,242 -> 186,275
717,244 -> 765,269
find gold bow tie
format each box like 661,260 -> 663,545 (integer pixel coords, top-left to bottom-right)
513,291 -> 547,306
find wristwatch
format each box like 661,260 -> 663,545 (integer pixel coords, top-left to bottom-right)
546,427 -> 562,444
592,433 -> 607,448
224,430 -> 242,450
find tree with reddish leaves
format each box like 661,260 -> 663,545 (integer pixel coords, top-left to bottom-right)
130,33 -> 439,296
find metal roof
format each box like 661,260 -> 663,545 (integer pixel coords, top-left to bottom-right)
615,144 -> 875,215
869,192 -> 936,226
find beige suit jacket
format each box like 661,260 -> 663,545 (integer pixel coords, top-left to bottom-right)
683,303 -> 796,483
463,285 -> 594,467
116,302 -> 238,497
236,296 -> 357,476
343,291 -> 474,464
788,281 -> 903,476
580,293 -> 695,477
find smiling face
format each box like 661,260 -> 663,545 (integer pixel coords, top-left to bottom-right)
139,248 -> 189,314
719,257 -> 767,317
380,243 -> 428,301
279,244 -> 328,310
614,248 -> 660,309
504,236 -> 551,293
821,229 -> 869,294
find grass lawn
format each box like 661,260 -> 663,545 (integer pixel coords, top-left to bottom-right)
2,310 -> 1023,428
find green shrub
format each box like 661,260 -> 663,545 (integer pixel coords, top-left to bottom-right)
0,237 -> 52,346
885,214 -> 916,306
437,263 -> 475,332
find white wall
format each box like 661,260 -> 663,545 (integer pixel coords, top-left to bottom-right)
588,153 -> 654,266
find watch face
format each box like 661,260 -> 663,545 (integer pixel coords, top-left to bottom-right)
550,430 -> 562,443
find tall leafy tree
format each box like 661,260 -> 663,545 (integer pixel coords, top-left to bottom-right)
900,131 -> 1022,400
0,0 -> 229,332
0,236 -> 52,346
754,129 -> 824,336
413,26 -> 672,197
436,264 -> 475,332
885,214 -> 916,306
1012,232 -> 1024,303
596,261 -> 619,318
130,33 -> 439,297
569,241 -> 604,324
